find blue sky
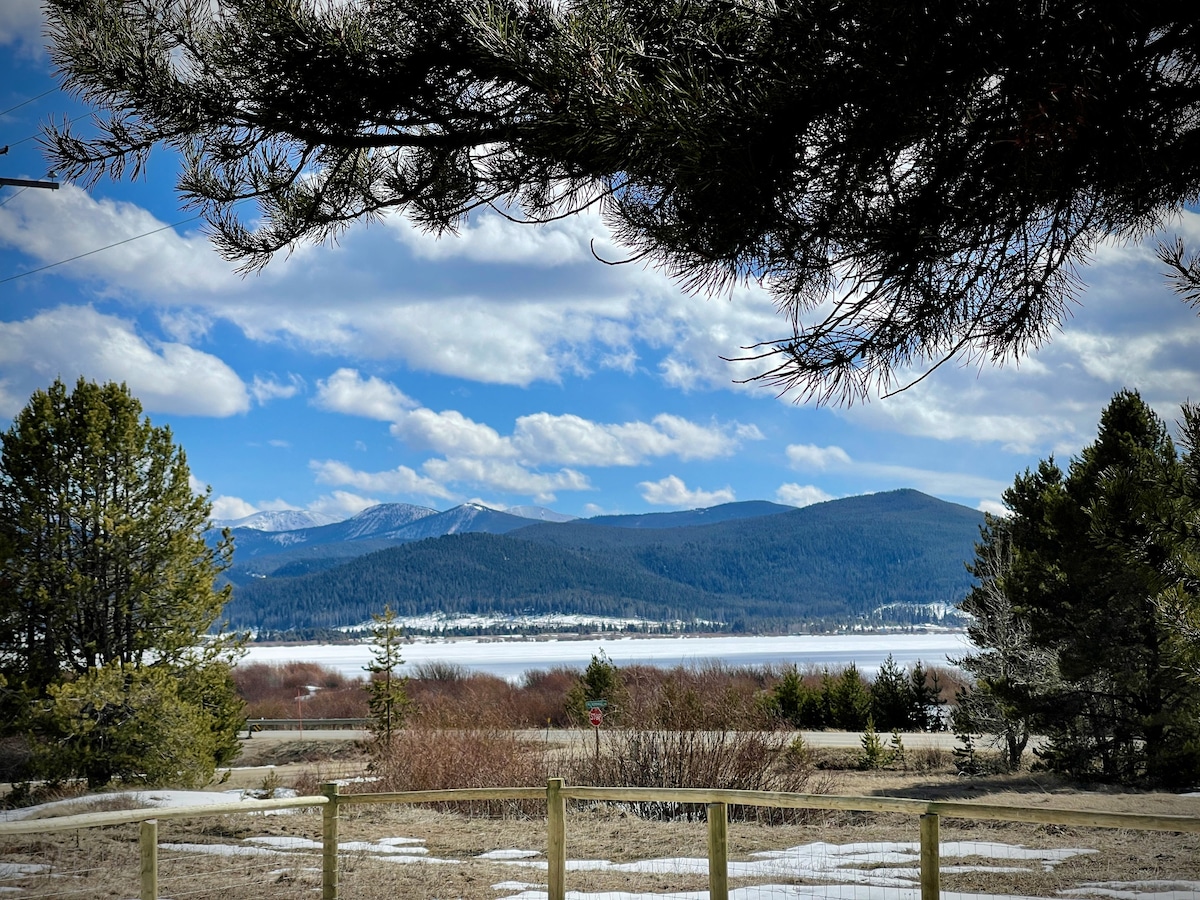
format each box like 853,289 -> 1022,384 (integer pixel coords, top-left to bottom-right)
3,3 -> 1200,523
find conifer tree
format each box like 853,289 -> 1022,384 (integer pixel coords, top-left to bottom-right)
869,655 -> 915,732
970,390 -> 1200,785
365,605 -> 409,745
0,378 -> 241,788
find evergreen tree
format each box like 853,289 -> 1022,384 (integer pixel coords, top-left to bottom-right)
829,664 -> 871,731
565,652 -> 626,725
869,655 -> 915,732
0,378 -> 241,788
365,606 -> 409,745
975,391 -> 1200,786
769,665 -> 823,729
908,661 -> 944,732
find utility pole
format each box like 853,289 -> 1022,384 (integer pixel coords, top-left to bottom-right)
0,145 -> 60,190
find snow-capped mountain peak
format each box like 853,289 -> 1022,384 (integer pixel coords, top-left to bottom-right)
212,509 -> 341,532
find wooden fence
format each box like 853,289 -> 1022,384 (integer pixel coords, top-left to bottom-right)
2,781 -> 1199,900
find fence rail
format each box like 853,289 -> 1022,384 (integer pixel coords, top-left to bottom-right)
1,781 -> 1197,900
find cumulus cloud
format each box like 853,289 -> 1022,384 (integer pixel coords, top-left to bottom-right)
0,306 -> 249,417
390,407 -> 513,458
390,209 -> 604,266
422,457 -> 591,504
511,412 -> 757,466
785,443 -> 854,470
782,440 -> 1010,506
313,368 -> 417,420
251,374 -> 304,405
317,369 -> 760,472
0,0 -> 42,49
638,475 -> 735,508
210,495 -> 260,521
0,185 -> 239,294
775,483 -> 834,508
310,459 -> 455,500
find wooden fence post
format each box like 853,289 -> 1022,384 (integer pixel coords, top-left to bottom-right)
547,778 -> 566,900
707,802 -> 729,900
920,812 -> 940,900
322,782 -> 340,900
139,819 -> 157,900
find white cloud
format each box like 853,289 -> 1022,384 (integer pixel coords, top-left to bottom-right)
0,306 -> 249,417
775,483 -> 834,508
978,499 -> 1008,517
307,491 -> 380,519
313,369 -> 417,421
390,408 -> 513,458
310,459 -> 455,500
782,440 -> 1010,506
0,0 -> 42,49
210,495 -> 260,521
785,444 -> 853,470
638,475 -> 735,508
391,209 -> 602,266
0,185 -> 239,294
251,374 -> 304,405
511,412 -> 756,466
422,457 -> 591,504
316,369 -> 759,471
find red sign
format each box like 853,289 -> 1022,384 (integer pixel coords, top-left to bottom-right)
588,707 -> 604,727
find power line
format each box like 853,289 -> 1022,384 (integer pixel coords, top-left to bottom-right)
0,88 -> 58,119
0,213 -> 205,286
0,187 -> 27,209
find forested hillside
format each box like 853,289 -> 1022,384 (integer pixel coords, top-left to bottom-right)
224,490 -> 982,631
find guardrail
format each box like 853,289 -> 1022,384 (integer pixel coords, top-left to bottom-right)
2,781 -> 1198,900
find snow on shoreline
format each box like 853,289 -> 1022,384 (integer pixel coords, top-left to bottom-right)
239,632 -> 972,682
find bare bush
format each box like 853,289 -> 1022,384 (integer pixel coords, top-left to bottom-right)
365,707 -> 550,816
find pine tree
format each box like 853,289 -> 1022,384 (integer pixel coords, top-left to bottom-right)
0,378 -> 241,788
565,652 -> 626,725
365,606 -> 409,746
870,654 -> 915,732
975,391 -> 1200,786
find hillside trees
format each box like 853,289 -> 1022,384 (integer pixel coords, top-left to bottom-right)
0,378 -> 241,788
968,391 -> 1200,785
43,0 -> 1200,400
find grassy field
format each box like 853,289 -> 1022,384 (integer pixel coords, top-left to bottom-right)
4,732 -> 1199,900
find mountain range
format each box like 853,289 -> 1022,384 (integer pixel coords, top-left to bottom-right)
215,491 -> 984,633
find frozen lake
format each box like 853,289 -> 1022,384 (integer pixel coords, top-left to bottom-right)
239,632 -> 972,682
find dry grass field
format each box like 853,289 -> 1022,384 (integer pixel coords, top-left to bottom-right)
3,732 -> 1200,900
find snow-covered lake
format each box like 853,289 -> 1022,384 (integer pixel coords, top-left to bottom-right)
239,632 -> 972,682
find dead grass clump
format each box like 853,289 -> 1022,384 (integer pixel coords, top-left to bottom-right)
562,727 -> 834,822
364,709 -> 549,816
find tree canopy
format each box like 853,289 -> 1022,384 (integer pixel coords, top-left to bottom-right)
42,0 -> 1200,401
0,378 -> 241,788
964,390 -> 1200,786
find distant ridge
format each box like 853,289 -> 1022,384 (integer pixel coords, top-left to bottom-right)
224,489 -> 983,631
584,500 -> 795,529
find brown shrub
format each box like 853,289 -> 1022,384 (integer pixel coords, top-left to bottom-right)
365,706 -> 550,815
514,667 -> 577,728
